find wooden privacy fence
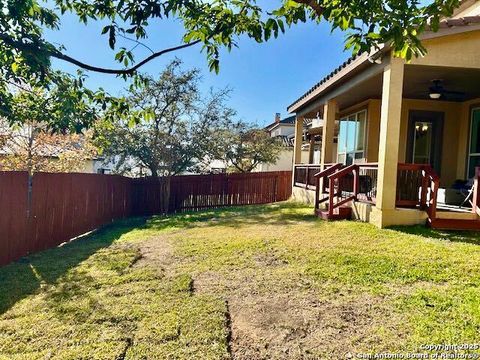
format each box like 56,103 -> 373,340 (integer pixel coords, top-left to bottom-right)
132,171 -> 292,214
0,172 -> 132,267
0,170 -> 291,266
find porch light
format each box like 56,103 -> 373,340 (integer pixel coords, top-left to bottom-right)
429,92 -> 441,99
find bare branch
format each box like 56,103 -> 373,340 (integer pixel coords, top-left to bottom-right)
117,33 -> 156,54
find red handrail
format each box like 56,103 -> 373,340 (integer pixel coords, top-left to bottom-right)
397,163 -> 440,222
328,164 -> 358,180
314,163 -> 342,178
326,164 -> 359,217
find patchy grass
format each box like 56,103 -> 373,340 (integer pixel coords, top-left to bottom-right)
1,202 -> 480,359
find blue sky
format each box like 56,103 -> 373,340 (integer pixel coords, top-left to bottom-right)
46,13 -> 350,126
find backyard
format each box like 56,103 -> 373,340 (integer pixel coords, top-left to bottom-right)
1,202 -> 480,359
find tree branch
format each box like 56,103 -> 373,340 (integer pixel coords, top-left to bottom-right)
117,33 -> 155,54
293,0 -> 324,16
52,40 -> 202,75
0,33 -> 201,75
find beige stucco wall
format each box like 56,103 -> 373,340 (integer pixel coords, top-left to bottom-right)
366,100 -> 381,162
256,149 -> 310,172
291,187 -> 316,204
412,30 -> 480,69
369,207 -> 428,228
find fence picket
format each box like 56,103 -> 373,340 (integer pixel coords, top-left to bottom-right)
0,171 -> 291,266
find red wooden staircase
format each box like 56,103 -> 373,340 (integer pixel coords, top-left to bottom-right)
313,163 -> 358,220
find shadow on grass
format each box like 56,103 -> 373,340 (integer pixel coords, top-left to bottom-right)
0,217 -> 147,316
0,202 -> 315,316
389,224 -> 480,245
145,201 -> 318,231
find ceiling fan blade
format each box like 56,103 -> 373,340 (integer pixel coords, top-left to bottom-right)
442,89 -> 466,96
429,85 -> 443,93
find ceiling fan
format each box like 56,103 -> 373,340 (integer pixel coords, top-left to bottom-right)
429,79 -> 465,100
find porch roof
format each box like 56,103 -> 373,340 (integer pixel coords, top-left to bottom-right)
288,6 -> 480,114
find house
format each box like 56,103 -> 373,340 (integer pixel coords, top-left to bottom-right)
289,0 -> 480,230
254,113 -> 310,172
0,124 -> 100,174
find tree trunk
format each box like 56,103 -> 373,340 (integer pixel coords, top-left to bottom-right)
162,176 -> 172,214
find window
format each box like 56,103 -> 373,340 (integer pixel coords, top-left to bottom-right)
468,108 -> 480,178
336,110 -> 367,165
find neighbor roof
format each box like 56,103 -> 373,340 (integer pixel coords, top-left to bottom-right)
265,115 -> 296,130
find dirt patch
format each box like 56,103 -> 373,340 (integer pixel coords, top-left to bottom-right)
134,236 -> 175,271
136,237 -> 405,359
194,270 -> 403,360
228,293 -> 396,359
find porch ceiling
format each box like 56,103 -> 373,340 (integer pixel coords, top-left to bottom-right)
334,64 -> 480,111
334,74 -> 383,109
403,64 -> 480,102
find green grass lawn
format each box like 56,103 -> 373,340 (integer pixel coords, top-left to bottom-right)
1,202 -> 480,359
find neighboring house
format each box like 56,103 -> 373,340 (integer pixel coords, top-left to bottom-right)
0,125 -> 98,174
254,113 -> 309,172
93,155 -> 157,177
290,0 -> 480,230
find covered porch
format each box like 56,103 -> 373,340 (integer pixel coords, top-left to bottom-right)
289,28 -> 480,229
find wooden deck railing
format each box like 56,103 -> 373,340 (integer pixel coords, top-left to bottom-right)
396,163 -> 440,219
302,162 -> 440,219
357,163 -> 378,203
471,167 -> 480,215
421,165 -> 440,220
293,164 -> 323,189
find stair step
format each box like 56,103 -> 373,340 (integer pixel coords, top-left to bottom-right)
430,218 -> 480,231
315,205 -> 352,221
435,211 -> 477,221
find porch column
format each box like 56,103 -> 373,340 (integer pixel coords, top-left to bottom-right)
293,115 -> 304,164
375,57 -> 405,224
320,99 -> 337,166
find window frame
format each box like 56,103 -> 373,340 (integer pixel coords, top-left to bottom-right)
467,107 -> 480,178
336,109 -> 367,165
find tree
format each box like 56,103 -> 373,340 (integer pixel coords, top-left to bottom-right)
0,71 -> 107,132
1,0 -> 462,84
0,120 -> 96,175
0,0 -> 464,132
94,60 -> 234,177
212,120 -> 282,173
0,84 -> 97,174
